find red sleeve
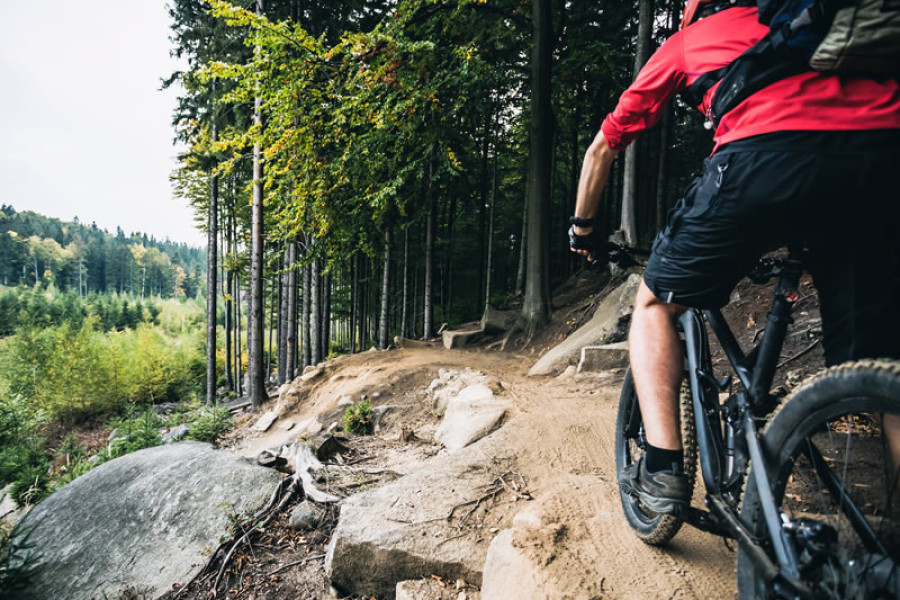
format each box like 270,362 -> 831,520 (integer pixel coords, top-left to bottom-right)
601,33 -> 688,151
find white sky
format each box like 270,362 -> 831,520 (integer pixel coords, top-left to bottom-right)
0,1 -> 204,247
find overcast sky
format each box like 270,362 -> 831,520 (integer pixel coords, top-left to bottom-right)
0,2 -> 204,246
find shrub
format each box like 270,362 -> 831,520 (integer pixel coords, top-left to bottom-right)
107,406 -> 163,458
186,403 -> 234,445
342,400 -> 373,435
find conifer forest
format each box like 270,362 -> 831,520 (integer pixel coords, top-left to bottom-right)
166,0 -> 713,408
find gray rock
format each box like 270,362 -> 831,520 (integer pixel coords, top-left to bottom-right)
480,530 -> 542,599
338,396 -> 354,408
554,366 -> 577,381
442,329 -> 484,350
576,341 -> 630,373
432,386 -> 461,416
162,424 -> 190,443
253,410 -> 279,432
372,405 -> 393,432
528,273 -> 640,376
289,500 -> 321,530
14,442 -> 281,600
435,385 -> 508,451
301,366 -> 324,381
154,402 -> 179,415
326,450 -> 500,599
0,484 -> 25,528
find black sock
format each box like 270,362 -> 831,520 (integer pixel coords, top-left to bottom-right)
645,443 -> 684,475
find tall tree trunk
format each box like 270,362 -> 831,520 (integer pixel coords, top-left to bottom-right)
378,225 -> 392,349
224,215 -> 233,393
277,248 -> 288,384
302,256 -> 311,368
350,253 -> 358,354
206,121 -> 219,406
521,0 -> 554,334
248,0 -> 266,410
310,257 -> 320,365
401,227 -> 409,338
515,174 -> 528,296
620,0 -> 654,245
423,160 -> 435,339
322,270 -> 331,358
286,242 -> 298,380
235,273 -> 243,397
485,150 -> 497,311
444,194 -> 457,321
267,272 -> 276,380
477,107 -> 492,311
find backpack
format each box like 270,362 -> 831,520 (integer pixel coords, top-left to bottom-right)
682,0 -> 900,130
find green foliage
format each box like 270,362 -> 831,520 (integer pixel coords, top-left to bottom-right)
185,403 -> 234,445
342,399 -> 373,435
8,461 -> 53,507
107,406 -> 164,458
0,524 -> 40,595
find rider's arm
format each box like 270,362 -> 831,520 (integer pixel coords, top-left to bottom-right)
572,131 -> 619,241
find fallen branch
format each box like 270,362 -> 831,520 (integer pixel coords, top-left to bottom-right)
173,477 -> 297,598
777,339 -> 821,369
267,553 -> 326,576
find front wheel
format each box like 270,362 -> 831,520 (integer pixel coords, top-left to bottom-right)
738,359 -> 900,600
615,368 -> 696,545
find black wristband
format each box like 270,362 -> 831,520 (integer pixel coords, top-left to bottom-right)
568,216 -> 594,227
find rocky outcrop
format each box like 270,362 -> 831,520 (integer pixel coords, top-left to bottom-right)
14,442 -> 282,600
435,384 -> 509,451
576,341 -> 630,373
325,441 -> 514,599
528,273 -> 640,376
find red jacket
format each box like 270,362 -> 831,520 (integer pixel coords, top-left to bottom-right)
601,7 -> 900,152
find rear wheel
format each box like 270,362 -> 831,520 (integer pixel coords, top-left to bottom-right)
615,368 -> 697,545
738,360 -> 900,599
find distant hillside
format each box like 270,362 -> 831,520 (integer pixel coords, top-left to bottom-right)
0,205 -> 205,299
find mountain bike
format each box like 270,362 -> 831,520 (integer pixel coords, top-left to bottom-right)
610,245 -> 900,599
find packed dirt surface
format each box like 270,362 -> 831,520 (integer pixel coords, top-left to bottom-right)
172,268 -> 831,599
180,345 -> 735,599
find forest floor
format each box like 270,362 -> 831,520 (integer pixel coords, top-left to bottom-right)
166,265 -> 827,600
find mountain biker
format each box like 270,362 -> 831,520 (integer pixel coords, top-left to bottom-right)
570,0 -> 900,514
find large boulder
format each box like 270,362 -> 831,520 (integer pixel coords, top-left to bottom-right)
528,273 -> 640,376
14,442 -> 282,600
326,441 -> 515,599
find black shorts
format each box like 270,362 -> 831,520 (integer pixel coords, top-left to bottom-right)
643,129 -> 900,365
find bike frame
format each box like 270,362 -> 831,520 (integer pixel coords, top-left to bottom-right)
677,254 -> 818,596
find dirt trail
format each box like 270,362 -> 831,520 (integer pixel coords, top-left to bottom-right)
496,358 -> 735,599
232,346 -> 736,598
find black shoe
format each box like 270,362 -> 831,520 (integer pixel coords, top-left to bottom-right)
619,456 -> 689,514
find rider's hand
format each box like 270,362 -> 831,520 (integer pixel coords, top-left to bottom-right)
568,224 -> 607,267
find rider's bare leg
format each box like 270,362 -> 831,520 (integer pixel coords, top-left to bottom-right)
629,279 -> 687,451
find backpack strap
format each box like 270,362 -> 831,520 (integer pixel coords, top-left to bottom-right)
679,0 -> 845,129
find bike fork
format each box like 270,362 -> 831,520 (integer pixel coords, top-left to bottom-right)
741,404 -> 813,598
